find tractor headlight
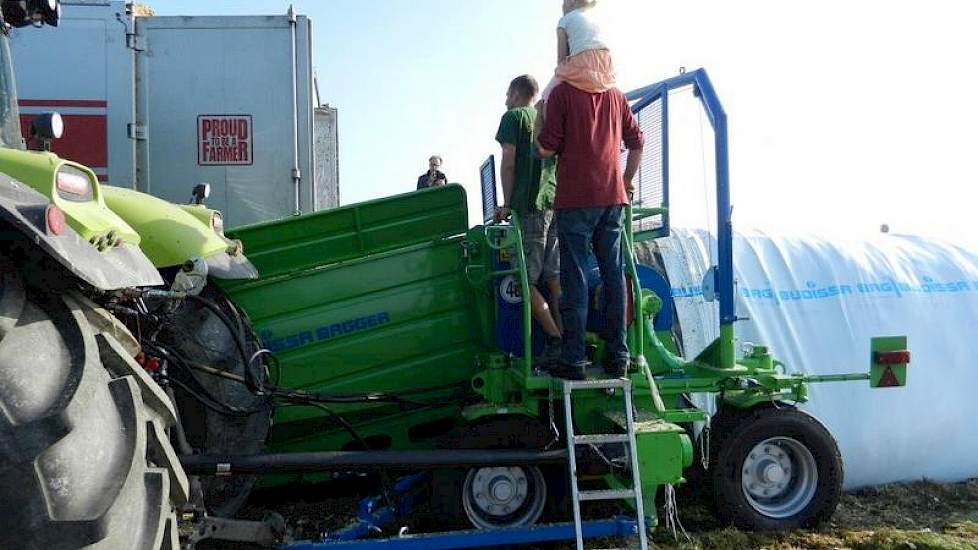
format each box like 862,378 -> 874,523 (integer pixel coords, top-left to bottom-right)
56,165 -> 94,202
211,211 -> 224,235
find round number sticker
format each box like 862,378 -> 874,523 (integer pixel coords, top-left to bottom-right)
499,275 -> 523,304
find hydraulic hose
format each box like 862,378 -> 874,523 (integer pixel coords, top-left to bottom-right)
183,293 -> 264,394
144,340 -> 266,417
180,449 -> 569,475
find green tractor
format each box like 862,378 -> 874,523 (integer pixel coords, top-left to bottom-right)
0,2 -> 910,548
0,3 -> 263,547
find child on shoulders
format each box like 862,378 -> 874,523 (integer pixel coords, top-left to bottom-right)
536,0 -> 617,139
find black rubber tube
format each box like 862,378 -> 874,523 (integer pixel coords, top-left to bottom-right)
180,449 -> 568,475
183,293 -> 262,394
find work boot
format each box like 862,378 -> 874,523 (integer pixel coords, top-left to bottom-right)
537,336 -> 562,369
550,362 -> 587,381
604,357 -> 630,378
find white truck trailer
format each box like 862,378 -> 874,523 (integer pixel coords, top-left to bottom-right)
10,1 -> 338,226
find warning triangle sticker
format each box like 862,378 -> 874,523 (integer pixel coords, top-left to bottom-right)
878,366 -> 900,387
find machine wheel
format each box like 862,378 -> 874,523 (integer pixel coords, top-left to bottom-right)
0,269 -> 187,549
432,416 -> 566,530
710,405 -> 843,530
158,286 -> 271,517
461,465 -> 548,530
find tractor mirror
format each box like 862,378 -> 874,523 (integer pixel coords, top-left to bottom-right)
31,112 -> 63,139
29,112 -> 63,151
192,183 -> 211,205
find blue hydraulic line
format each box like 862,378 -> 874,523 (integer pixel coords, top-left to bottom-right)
280,517 -> 640,550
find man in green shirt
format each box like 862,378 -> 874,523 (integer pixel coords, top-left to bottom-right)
494,75 -> 562,364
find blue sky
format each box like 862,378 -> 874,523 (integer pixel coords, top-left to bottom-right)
159,0 -> 563,221
156,1 -> 978,239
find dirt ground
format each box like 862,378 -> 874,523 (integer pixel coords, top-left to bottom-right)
239,477 -> 978,550
649,478 -> 978,550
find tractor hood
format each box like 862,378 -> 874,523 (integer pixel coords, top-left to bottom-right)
0,171 -> 163,289
101,186 -> 258,280
0,148 -> 142,248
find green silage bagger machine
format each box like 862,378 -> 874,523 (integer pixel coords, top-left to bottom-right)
169,68 -> 910,544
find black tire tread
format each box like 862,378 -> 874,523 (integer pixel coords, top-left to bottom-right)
709,404 -> 843,531
0,269 -> 185,549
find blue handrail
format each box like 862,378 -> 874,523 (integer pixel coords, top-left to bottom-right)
626,69 -> 736,328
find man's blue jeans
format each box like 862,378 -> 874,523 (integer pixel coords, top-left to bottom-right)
556,206 -> 628,368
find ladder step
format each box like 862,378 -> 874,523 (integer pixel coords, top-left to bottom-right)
578,488 -> 636,501
564,379 -> 630,391
573,433 -> 630,445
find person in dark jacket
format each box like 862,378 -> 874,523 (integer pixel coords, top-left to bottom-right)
417,155 -> 447,189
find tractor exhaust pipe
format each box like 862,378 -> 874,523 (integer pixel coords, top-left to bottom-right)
180,449 -> 568,475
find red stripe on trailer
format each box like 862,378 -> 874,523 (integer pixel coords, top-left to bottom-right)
19,114 -> 107,169
18,99 -> 108,108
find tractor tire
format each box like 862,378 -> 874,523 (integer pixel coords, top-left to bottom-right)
0,269 -> 187,549
710,405 -> 843,530
159,287 -> 270,518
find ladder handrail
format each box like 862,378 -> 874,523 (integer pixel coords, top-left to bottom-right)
484,212 -> 534,376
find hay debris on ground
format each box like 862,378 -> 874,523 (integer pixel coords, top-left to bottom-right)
648,478 -> 978,550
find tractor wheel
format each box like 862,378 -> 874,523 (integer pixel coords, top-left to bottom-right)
0,269 -> 187,549
158,287 -> 271,518
431,416 -> 566,530
710,405 -> 843,530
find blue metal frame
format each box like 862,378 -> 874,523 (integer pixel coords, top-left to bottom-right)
626,68 -> 736,327
322,473 -> 429,542
279,518 -> 639,550
279,474 -> 639,550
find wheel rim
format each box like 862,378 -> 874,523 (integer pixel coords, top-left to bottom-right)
740,437 -> 818,519
461,466 -> 547,529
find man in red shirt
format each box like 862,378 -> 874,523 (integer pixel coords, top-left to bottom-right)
538,81 -> 644,380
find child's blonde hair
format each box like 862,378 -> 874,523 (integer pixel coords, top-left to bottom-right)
565,0 -> 597,10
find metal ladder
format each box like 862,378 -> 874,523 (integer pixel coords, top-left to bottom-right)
562,378 -> 648,550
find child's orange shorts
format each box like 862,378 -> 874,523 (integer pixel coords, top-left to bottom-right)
543,48 -> 617,100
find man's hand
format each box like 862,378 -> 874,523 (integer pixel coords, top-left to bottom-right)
494,205 -> 512,223
623,147 -> 643,201
537,144 -> 556,158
